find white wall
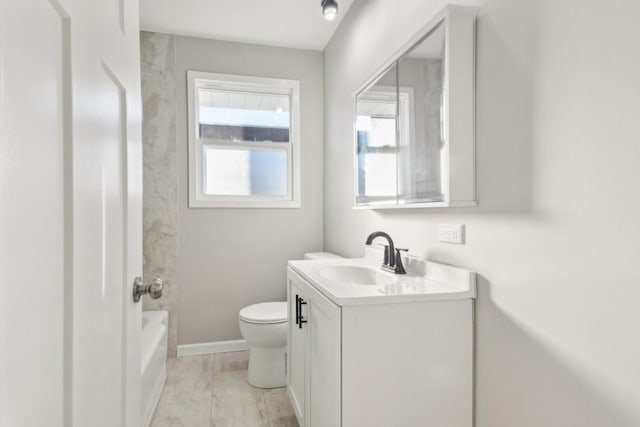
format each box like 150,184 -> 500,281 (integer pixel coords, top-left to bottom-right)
174,36 -> 325,344
324,0 -> 640,425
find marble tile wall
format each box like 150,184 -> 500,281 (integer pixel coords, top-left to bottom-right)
141,31 -> 179,356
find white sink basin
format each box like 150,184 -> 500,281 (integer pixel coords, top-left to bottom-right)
288,246 -> 476,305
316,265 -> 396,286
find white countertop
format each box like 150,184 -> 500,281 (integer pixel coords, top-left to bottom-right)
288,247 -> 476,306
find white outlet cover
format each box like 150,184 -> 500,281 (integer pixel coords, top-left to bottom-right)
438,224 -> 465,244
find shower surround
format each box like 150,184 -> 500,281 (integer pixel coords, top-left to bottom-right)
141,32 -> 179,357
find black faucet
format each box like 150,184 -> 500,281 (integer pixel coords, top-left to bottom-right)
365,231 -> 407,274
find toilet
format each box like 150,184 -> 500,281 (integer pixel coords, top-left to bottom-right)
239,302 -> 288,388
239,252 -> 342,388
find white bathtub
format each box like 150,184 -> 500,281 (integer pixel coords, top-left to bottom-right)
141,310 -> 168,427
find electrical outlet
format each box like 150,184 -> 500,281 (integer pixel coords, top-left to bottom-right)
438,224 -> 465,244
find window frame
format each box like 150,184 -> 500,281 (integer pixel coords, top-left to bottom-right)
187,71 -> 301,208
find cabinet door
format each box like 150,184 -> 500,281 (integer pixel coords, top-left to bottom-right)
287,271 -> 307,425
288,268 -> 342,427
305,281 -> 341,427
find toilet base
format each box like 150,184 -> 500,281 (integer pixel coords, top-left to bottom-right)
247,346 -> 286,388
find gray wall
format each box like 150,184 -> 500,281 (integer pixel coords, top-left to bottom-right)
324,0 -> 640,426
173,36 -> 325,344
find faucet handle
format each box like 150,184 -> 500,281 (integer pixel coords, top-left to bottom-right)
383,245 -> 390,266
394,248 -> 408,274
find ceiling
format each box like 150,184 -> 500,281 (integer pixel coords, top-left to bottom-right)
139,0 -> 354,51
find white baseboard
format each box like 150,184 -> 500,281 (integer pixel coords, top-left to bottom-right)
177,339 -> 249,357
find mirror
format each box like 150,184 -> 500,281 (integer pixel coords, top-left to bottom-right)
354,6 -> 477,208
398,22 -> 445,204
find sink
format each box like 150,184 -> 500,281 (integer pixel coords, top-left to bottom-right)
289,246 -> 476,304
316,265 -> 396,286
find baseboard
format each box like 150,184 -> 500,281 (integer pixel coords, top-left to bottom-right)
177,339 -> 249,357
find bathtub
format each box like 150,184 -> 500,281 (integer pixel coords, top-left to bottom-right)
141,310 -> 168,427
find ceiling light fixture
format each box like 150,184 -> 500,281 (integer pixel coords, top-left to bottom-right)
321,0 -> 338,21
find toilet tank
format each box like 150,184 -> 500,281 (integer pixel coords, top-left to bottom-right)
303,252 -> 343,260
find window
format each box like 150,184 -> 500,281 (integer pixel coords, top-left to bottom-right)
187,71 -> 301,208
355,86 -> 413,204
356,95 -> 398,199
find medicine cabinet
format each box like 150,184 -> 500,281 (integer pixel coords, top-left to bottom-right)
354,5 -> 478,208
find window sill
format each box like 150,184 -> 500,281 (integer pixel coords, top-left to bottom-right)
189,199 -> 301,209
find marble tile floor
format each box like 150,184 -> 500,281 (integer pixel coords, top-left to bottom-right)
152,351 -> 299,427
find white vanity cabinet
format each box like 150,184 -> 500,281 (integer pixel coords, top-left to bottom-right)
287,263 -> 474,427
287,267 -> 341,427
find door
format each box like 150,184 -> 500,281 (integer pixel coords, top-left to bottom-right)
0,0 -> 143,426
287,269 -> 307,425
287,269 -> 342,427
306,284 -> 341,427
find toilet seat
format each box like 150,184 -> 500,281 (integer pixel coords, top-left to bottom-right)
239,302 -> 287,324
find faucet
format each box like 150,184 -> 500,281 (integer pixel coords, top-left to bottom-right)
365,231 -> 407,274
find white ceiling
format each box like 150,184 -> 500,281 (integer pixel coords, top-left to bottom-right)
139,0 -> 354,51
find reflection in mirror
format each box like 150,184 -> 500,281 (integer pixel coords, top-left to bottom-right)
398,22 -> 445,203
356,64 -> 398,205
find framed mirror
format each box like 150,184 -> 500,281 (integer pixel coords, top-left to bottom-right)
354,5 -> 478,209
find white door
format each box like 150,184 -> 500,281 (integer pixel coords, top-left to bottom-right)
287,272 -> 307,425
0,0 -> 143,426
306,286 -> 341,427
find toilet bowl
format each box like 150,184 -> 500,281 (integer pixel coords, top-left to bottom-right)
239,302 -> 288,388
239,253 -> 343,389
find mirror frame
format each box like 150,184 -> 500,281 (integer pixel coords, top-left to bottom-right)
353,4 -> 478,209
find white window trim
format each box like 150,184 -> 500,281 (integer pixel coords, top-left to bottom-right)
187,71 -> 301,208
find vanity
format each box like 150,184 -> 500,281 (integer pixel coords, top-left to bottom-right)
286,4 -> 479,425
286,246 -> 476,427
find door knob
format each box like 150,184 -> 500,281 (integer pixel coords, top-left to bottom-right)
132,277 -> 164,303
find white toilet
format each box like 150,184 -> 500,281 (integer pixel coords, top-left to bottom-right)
239,252 -> 342,388
239,302 -> 288,388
